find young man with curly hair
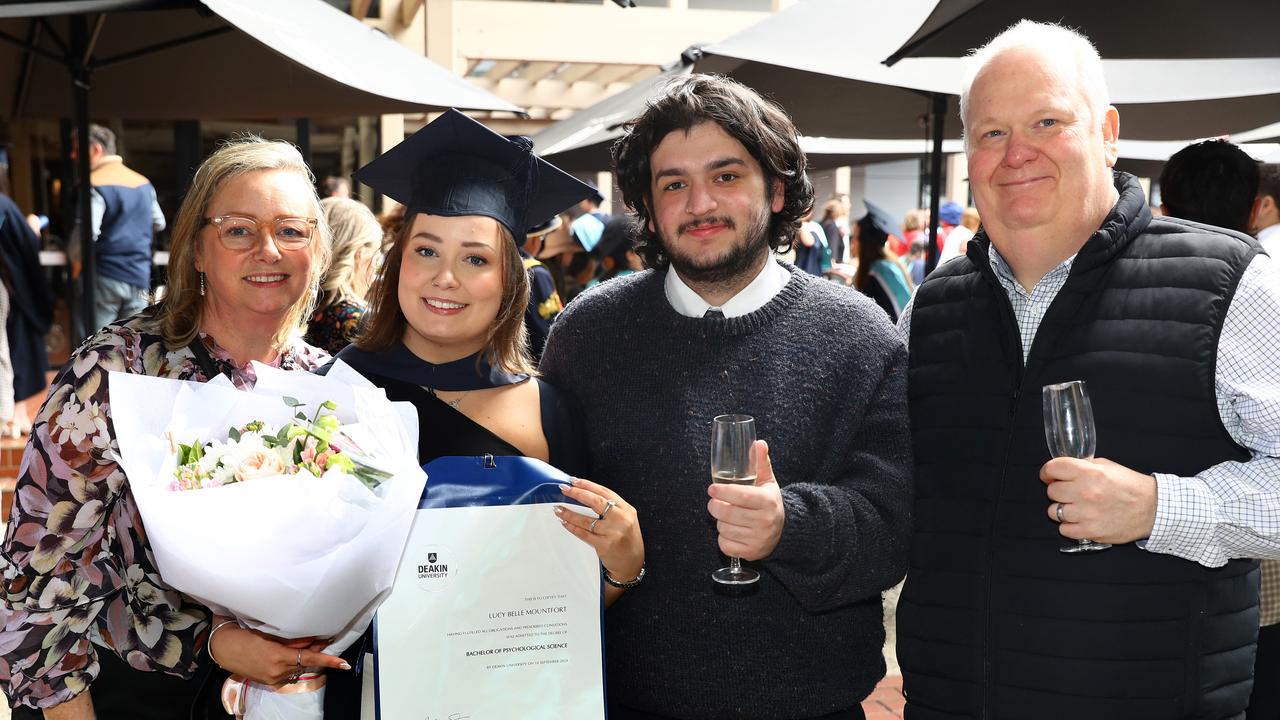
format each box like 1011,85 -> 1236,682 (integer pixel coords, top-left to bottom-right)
540,74 -> 912,720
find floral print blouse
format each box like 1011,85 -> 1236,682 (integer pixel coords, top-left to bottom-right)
0,313 -> 327,709
305,299 -> 365,356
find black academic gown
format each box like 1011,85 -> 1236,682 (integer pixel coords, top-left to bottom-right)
318,344 -> 588,716
0,193 -> 52,399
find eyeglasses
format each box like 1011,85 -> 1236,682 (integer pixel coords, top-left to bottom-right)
202,215 -> 318,250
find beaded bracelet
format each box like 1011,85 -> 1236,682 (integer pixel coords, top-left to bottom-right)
207,619 -> 239,667
603,563 -> 645,589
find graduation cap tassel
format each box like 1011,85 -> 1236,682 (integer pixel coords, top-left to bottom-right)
509,135 -> 540,233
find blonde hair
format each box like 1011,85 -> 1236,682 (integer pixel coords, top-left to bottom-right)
820,198 -> 846,223
153,136 -> 332,350
318,196 -> 381,309
960,21 -> 1110,141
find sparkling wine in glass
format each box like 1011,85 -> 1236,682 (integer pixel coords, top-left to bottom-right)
1042,381 -> 1111,553
710,414 -> 761,585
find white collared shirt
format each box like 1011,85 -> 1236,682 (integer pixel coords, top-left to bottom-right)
1258,223 -> 1280,258
663,257 -> 792,318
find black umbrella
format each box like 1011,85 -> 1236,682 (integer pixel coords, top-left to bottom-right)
884,0 -> 1280,65
0,0 -> 518,343
531,53 -> 968,172
694,0 -> 963,273
693,0 -> 1280,272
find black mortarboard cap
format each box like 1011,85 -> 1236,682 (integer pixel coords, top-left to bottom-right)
352,109 -> 596,240
857,200 -> 897,247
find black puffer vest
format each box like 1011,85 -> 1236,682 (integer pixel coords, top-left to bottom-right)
899,174 -> 1260,720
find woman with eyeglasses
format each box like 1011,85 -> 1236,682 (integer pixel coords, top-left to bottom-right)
0,137 -> 350,720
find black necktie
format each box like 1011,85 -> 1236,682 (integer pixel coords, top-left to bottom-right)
704,308 -> 724,319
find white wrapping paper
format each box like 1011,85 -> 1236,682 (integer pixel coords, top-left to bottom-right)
110,360 -> 427,654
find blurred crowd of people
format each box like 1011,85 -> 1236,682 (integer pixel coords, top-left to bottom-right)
8,131 -> 1280,447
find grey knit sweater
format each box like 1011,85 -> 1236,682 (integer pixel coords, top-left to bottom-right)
540,266 -> 912,720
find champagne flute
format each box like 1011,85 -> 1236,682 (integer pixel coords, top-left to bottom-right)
710,414 -> 761,585
1042,381 -> 1111,553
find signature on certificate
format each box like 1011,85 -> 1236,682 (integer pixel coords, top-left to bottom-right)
423,715 -> 471,720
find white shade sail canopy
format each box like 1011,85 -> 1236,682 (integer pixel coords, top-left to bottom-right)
1,0 -> 519,119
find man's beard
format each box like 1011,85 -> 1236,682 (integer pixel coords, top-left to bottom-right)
661,202 -> 773,286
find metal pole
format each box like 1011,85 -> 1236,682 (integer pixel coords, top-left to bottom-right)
925,92 -> 945,275
70,15 -> 95,344
295,118 -> 312,168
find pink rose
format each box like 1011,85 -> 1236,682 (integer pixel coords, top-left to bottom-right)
300,436 -> 319,464
233,449 -> 286,483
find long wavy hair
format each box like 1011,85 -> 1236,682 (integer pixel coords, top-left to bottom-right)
853,224 -> 912,295
612,73 -> 814,269
355,214 -> 534,376
154,136 -> 331,350
317,196 -> 382,309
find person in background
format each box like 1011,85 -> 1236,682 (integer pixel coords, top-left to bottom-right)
792,207 -> 828,276
522,216 -> 566,363
933,199 -> 963,255
542,73 -> 911,720
1159,139 -> 1260,232
1157,138 -> 1276,720
562,246 -> 600,302
587,215 -> 643,289
1,190 -> 52,440
906,238 -> 928,287
320,175 -> 351,199
69,123 -> 165,337
569,190 -> 608,254
937,204 -> 977,265
897,21 -> 1280,720
0,273 -> 11,439
1,136 -> 347,720
378,201 -> 406,254
1252,163 -> 1280,257
961,206 -> 981,233
820,196 -> 848,265
305,196 -> 383,354
894,209 -> 924,257
851,201 -> 913,322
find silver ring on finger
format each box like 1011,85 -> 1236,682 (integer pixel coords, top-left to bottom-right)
599,499 -> 617,520
588,518 -> 600,534
296,648 -> 304,666
1056,502 -> 1067,524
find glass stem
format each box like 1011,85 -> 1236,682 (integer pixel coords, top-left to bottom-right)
730,556 -> 743,573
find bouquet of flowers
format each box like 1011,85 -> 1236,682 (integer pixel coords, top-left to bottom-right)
110,361 -> 428,720
169,396 -> 391,493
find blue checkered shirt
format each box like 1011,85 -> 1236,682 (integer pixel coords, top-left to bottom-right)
899,245 -> 1280,568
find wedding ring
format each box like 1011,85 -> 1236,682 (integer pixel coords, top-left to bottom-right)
1056,502 -> 1066,524
295,648 -> 303,667
588,518 -> 600,534
599,500 -> 616,520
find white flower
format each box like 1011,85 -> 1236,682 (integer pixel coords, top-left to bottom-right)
232,449 -> 286,483
53,398 -> 111,449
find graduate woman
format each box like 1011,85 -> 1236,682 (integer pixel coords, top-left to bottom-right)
335,110 -> 645,603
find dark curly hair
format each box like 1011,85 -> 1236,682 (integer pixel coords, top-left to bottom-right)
611,73 -> 814,269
